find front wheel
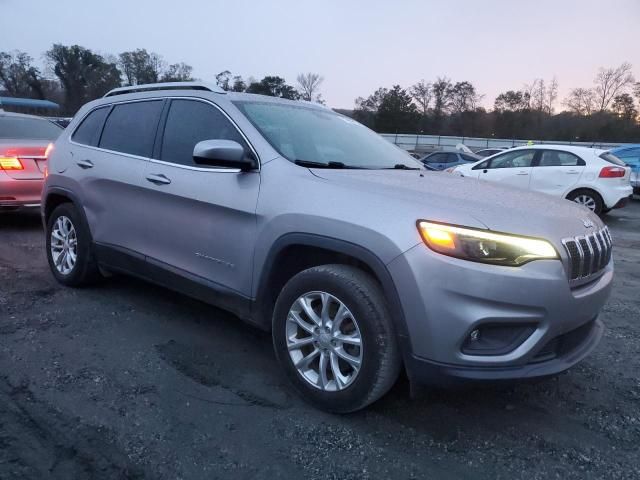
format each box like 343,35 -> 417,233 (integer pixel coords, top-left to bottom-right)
272,264 -> 401,413
567,189 -> 604,215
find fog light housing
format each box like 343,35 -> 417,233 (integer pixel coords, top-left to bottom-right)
462,324 -> 536,356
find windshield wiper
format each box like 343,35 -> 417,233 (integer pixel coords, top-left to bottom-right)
295,159 -> 364,169
386,164 -> 421,170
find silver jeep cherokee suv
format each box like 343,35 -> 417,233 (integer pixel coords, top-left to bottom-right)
42,82 -> 613,412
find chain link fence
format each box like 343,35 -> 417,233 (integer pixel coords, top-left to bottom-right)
381,133 -> 627,153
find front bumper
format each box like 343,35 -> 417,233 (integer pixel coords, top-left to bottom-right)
388,243 -> 612,384
405,318 -> 603,385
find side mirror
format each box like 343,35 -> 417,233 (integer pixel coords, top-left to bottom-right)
193,139 -> 255,171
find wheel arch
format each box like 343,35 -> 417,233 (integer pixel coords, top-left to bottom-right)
252,234 -> 410,345
565,185 -> 605,202
43,187 -> 93,242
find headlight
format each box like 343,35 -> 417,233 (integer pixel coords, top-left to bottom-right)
417,221 -> 558,266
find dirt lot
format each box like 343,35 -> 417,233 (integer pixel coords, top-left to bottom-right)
1,201 -> 639,480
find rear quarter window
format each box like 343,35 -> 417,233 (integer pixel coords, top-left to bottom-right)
600,152 -> 626,166
72,107 -> 109,146
99,100 -> 163,157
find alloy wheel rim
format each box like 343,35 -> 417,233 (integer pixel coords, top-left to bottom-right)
574,195 -> 596,211
50,216 -> 77,275
286,291 -> 363,392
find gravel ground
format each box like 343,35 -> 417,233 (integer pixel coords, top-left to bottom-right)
1,201 -> 639,480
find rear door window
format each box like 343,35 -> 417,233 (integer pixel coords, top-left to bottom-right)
99,100 -> 163,157
488,150 -> 535,169
537,150 -> 585,167
160,99 -> 246,167
72,107 -> 109,147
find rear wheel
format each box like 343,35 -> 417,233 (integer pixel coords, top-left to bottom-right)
272,264 -> 401,413
567,189 -> 604,215
46,203 -> 101,286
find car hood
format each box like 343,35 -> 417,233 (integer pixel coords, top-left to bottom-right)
310,169 -> 603,243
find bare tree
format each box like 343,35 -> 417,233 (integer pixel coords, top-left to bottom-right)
409,79 -> 432,117
215,70 -> 232,90
633,82 -> 640,102
296,72 -> 323,102
0,50 -> 46,98
546,77 -> 558,114
563,87 -> 597,115
528,79 -> 546,111
448,81 -> 483,113
593,62 -> 635,111
431,77 -> 452,117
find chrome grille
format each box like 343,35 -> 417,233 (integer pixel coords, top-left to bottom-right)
562,227 -> 612,281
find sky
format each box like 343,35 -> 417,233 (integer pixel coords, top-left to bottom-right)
2,0 -> 638,109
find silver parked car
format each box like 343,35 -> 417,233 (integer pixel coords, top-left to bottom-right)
42,82 -> 613,412
0,112 -> 62,210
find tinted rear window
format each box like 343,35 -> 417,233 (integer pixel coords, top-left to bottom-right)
600,152 -> 626,166
0,116 -> 62,140
99,101 -> 163,157
72,107 -> 109,146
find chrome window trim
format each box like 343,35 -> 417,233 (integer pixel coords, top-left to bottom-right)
68,95 -> 260,173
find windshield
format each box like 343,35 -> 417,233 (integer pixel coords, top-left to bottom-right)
233,101 -> 421,169
0,116 -> 63,140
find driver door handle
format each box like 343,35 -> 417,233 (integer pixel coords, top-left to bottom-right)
146,173 -> 171,185
76,159 -> 94,169
516,171 -> 529,175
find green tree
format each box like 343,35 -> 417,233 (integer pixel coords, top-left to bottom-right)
118,49 -> 164,85
161,63 -> 193,82
232,75 -> 246,92
611,93 -> 637,121
46,44 -> 121,114
352,87 -> 388,128
246,76 -> 299,99
494,90 -> 528,112
376,85 -> 418,133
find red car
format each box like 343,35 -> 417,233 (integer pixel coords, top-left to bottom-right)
0,112 -> 62,210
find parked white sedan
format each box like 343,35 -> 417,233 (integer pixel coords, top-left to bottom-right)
449,145 -> 633,214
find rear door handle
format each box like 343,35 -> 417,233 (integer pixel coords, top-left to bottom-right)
566,170 -> 579,174
146,173 -> 171,185
516,171 -> 529,175
76,159 -> 94,169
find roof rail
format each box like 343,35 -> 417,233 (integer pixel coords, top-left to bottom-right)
103,82 -> 225,98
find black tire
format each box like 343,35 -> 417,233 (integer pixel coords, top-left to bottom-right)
272,264 -> 401,413
46,203 -> 101,286
567,188 -> 604,215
